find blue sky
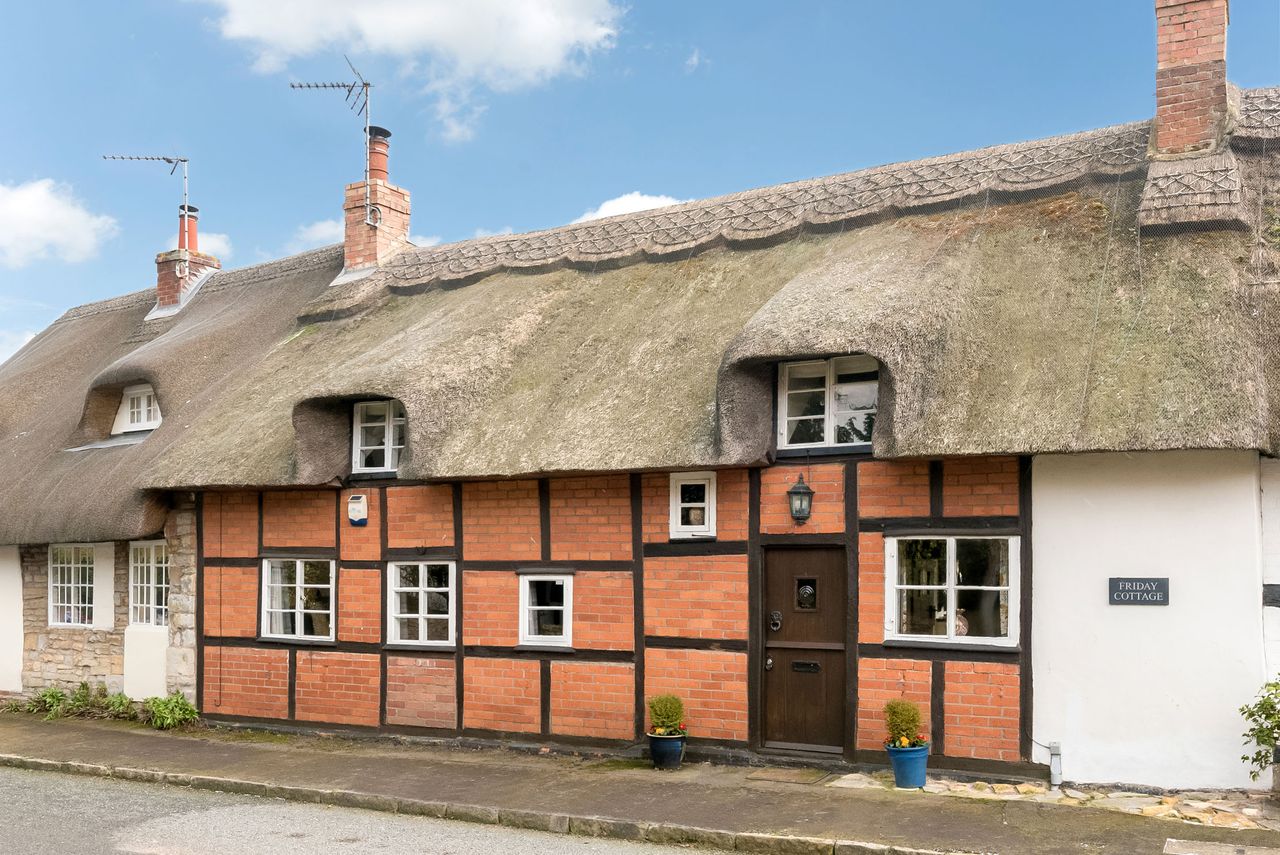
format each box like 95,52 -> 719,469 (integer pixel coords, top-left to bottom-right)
1,1 -> 1277,362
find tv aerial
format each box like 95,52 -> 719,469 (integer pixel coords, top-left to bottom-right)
102,154 -> 195,248
292,56 -> 378,225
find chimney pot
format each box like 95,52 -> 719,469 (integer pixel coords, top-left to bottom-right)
367,127 -> 391,183
179,204 -> 199,254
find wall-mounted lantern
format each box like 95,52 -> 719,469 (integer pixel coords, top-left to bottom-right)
787,474 -> 814,525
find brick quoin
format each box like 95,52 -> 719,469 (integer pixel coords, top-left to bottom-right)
202,566 -> 259,638
550,661 -> 634,739
857,460 -> 930,518
760,463 -> 845,534
202,491 -> 258,558
641,469 -> 750,543
294,651 -> 381,727
942,457 -> 1019,517
462,571 -> 519,646
202,647 -> 288,719
856,657 -> 931,751
338,567 -> 381,643
549,475 -> 632,561
644,555 -> 747,640
385,656 -> 456,729
944,661 -> 1021,762
463,657 -> 540,733
340,488 -> 381,561
644,648 -> 747,742
462,480 -> 541,561
856,533 -> 886,644
386,485 -> 454,549
572,572 -> 634,650
262,491 -> 336,548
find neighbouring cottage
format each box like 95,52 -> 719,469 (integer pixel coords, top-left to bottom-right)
1,0 -> 1279,789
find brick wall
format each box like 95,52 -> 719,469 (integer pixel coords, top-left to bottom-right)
203,566 -> 258,638
642,470 -> 750,542
1154,0 -> 1228,155
202,491 -> 258,558
549,475 -> 631,561
386,485 -> 454,549
294,651 -> 380,727
462,571 -> 519,646
856,533 -> 885,644
462,657 -> 540,733
644,555 -> 747,640
340,489 -> 381,561
385,656 -> 456,729
640,474 -> 668,543
856,657 -> 931,751
338,567 -> 381,643
202,646 -> 288,719
857,460 -> 930,518
761,463 -> 845,533
262,491 -> 335,548
944,662 -> 1020,762
644,648 -> 747,742
462,480 -> 541,561
550,661 -> 634,739
572,572 -> 634,650
942,457 -> 1019,517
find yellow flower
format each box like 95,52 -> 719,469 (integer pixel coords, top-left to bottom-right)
899,736 -> 909,747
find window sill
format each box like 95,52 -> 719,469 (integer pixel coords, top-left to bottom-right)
384,643 -> 456,654
348,470 -> 398,481
668,534 -> 717,542
776,445 -> 872,459
881,638 -> 1019,654
514,644 -> 574,653
48,623 -> 95,630
256,636 -> 337,647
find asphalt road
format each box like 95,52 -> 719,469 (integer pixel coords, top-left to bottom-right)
0,767 -> 725,855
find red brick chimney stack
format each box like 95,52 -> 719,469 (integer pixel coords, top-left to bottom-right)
343,126 -> 411,271
156,204 -> 221,309
1154,0 -> 1230,157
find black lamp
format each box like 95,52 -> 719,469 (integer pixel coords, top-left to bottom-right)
787,474 -> 815,524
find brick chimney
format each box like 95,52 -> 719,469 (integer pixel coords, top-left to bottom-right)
1153,0 -> 1230,157
155,205 -> 220,309
343,126 -> 411,271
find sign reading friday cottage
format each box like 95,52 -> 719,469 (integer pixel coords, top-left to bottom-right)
1109,577 -> 1170,606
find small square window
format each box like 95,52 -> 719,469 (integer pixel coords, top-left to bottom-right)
129,541 -> 170,626
778,357 -> 877,450
388,562 -> 455,646
519,575 -> 573,647
111,384 -> 162,434
884,536 -> 1019,647
352,400 -> 407,474
49,545 -> 95,627
669,472 -> 717,539
261,559 -> 335,641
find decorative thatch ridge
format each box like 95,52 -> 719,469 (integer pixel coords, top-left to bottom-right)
1238,86 -> 1280,140
1138,149 -> 1247,227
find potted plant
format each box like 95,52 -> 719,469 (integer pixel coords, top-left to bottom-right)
884,698 -> 929,789
1240,680 -> 1280,800
647,694 -> 688,770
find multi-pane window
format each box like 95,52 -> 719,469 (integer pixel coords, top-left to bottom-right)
519,575 -> 573,647
49,545 -> 95,627
777,356 -> 878,449
111,383 -> 162,434
884,536 -> 1020,647
388,562 -> 455,645
669,472 -> 717,539
261,559 -> 335,640
129,541 -> 170,626
352,400 -> 407,473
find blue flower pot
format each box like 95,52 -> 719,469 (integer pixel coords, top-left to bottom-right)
886,744 -> 929,788
648,734 -> 686,770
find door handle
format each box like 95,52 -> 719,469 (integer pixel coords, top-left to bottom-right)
768,610 -> 782,632
764,656 -> 774,671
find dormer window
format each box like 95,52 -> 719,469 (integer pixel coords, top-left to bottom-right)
352,400 -> 406,473
777,356 -> 877,450
111,384 -> 162,434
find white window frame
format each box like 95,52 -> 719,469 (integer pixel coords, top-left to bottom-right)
128,540 -> 170,627
352,400 -> 407,474
518,574 -> 573,648
387,561 -> 456,646
777,356 -> 878,450
260,558 -> 336,642
111,383 -> 162,434
884,536 -> 1020,648
669,471 -> 717,539
48,545 -> 96,628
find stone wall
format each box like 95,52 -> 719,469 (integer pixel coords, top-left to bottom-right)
165,496 -> 197,701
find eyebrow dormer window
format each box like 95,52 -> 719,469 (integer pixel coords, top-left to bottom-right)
778,356 -> 877,450
352,400 -> 406,473
111,384 -> 162,434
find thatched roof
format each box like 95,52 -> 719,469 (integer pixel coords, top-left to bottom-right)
2,86 -> 1279,543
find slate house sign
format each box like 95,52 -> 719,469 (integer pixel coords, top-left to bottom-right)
1109,577 -> 1170,606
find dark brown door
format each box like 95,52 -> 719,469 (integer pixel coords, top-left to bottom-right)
762,547 -> 847,752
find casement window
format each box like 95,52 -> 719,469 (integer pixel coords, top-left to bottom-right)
884,536 -> 1020,647
129,541 -> 170,627
111,384 -> 162,434
352,400 -> 407,473
669,471 -> 717,539
261,559 -> 335,641
48,545 -> 95,627
777,355 -> 878,450
519,574 -> 573,647
388,562 -> 456,646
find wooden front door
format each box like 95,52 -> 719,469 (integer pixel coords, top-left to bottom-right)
762,547 -> 847,752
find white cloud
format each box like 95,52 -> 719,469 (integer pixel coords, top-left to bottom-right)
166,230 -> 233,259
287,218 -> 344,253
0,179 -> 118,269
572,191 -> 687,224
473,226 -> 514,239
684,48 -> 705,73
0,330 -> 35,366
410,234 -> 442,247
200,0 -> 622,141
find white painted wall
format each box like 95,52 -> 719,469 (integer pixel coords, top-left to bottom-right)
123,625 -> 168,699
1260,458 -> 1280,674
0,546 -> 22,692
1032,450 -> 1267,789
92,542 -> 115,631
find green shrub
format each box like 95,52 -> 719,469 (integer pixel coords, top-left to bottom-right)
884,698 -> 925,747
28,687 -> 68,720
648,694 -> 685,735
1241,681 -> 1280,780
106,692 -> 137,721
142,693 -> 199,730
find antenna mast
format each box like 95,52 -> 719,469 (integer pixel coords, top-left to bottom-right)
102,154 -> 192,247
291,56 -> 376,226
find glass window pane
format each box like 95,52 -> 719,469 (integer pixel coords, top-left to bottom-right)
361,403 -> 388,423
530,580 -> 564,608
956,588 -> 1010,638
786,390 -> 825,417
531,609 -> 564,638
786,365 -> 826,391
270,585 -> 296,610
361,425 -> 386,447
270,612 -> 295,636
679,483 -> 706,504
680,507 -> 706,527
398,592 -> 420,616
303,562 -> 330,586
392,402 -> 407,421
302,587 -> 330,611
426,592 -> 449,616
897,540 -> 947,586
425,565 -> 449,588
956,539 -> 1010,588
393,423 -> 406,447
425,619 -> 450,642
303,613 -> 330,637
786,418 -> 824,445
835,412 -> 875,445
387,446 -> 401,469
833,380 -> 877,413
268,561 -> 290,585
398,618 -> 419,641
398,565 -> 419,588
361,448 -> 386,469
899,589 -> 948,636
831,354 -> 877,381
